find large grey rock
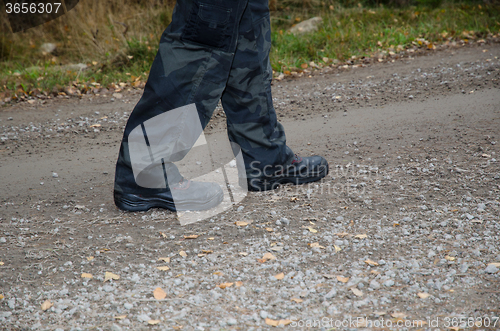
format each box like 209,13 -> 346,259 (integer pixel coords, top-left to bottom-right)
289,17 -> 323,35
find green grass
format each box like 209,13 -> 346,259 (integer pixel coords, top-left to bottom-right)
1,1 -> 499,97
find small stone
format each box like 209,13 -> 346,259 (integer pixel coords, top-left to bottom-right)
369,280 -> 381,290
237,206 -> 244,212
485,264 -> 499,274
227,318 -> 237,326
336,216 -> 344,221
52,172 -> 59,178
137,314 -> 151,322
124,303 -> 133,309
280,217 -> 290,225
324,288 -> 337,299
0,237 -> 6,243
383,280 -> 395,287
259,310 -> 268,319
110,324 -> 122,331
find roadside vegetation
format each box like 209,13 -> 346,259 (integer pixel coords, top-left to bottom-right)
0,0 -> 499,99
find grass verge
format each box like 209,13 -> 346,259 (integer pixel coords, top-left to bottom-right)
0,1 -> 499,100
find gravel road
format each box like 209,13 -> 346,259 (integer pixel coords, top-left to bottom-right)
0,43 -> 499,331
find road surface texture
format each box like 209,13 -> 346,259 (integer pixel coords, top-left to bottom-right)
1,44 -> 499,330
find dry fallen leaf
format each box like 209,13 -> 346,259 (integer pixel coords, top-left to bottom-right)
0,294 -> 4,300
307,227 -> 318,233
239,252 -> 249,256
183,235 -> 199,239
159,231 -> 168,238
309,242 -> 325,249
488,262 -> 500,267
217,282 -> 234,289
274,272 -> 285,280
157,266 -> 170,271
235,281 -> 243,287
213,271 -> 224,276
279,319 -> 292,326
417,292 -> 430,299
354,234 -> 368,239
323,274 -> 335,279
235,221 -> 248,226
104,272 -> 120,282
374,311 -> 386,316
114,315 -> 127,319
41,300 -> 53,311
365,259 -> 379,266
336,232 -> 349,238
81,273 -> 93,279
334,245 -> 342,252
201,250 -> 213,254
391,312 -> 408,319
265,227 -> 274,232
207,237 -> 215,240
172,326 -> 183,330
148,320 -> 160,325
86,256 -> 94,261
351,288 -> 363,297
445,255 -> 456,261
265,318 -> 279,326
89,124 -> 101,128
158,257 -> 170,263
291,297 -> 303,303
370,270 -> 381,275
153,287 -> 167,300
257,252 -> 276,263
337,276 -> 349,283
0,262 -> 4,266
179,251 -> 187,257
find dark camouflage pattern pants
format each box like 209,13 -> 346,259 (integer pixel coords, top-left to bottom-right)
114,0 -> 294,194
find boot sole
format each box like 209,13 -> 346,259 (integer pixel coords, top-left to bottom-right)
248,163 -> 329,192
114,190 -> 224,212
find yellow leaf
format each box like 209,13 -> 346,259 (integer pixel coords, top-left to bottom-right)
365,259 -> 379,266
217,282 -> 234,289
417,292 -> 430,299
159,231 -> 168,238
89,124 -> 101,128
291,297 -> 303,303
0,294 -> 4,300
391,312 -> 408,319
86,256 -> 94,261
81,273 -> 93,279
213,271 -> 224,276
307,227 -> 318,233
445,255 -> 455,261
488,262 -> 500,267
239,252 -> 249,256
354,234 -> 368,239
172,326 -> 183,330
351,288 -> 363,297
208,237 -> 215,240
265,318 -> 280,326
114,315 -> 127,319
104,272 -> 120,282
309,242 -> 325,249
179,251 -> 187,257
334,245 -> 341,252
202,250 -> 213,254
235,221 -> 248,226
279,319 -> 292,326
153,287 -> 167,300
257,252 -> 277,263
148,320 -> 160,325
265,227 -> 274,232
183,235 -> 199,239
41,300 -> 53,311
336,232 -> 349,238
300,63 -> 308,69
337,276 -> 349,283
0,262 -> 4,266
157,266 -> 170,271
235,281 -> 243,287
448,327 -> 459,331
158,257 -> 170,263
274,272 -> 285,280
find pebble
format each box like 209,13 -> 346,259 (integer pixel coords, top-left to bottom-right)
124,303 -> 133,309
369,280 -> 381,290
137,314 -> 151,322
383,280 -> 395,287
484,264 -> 499,274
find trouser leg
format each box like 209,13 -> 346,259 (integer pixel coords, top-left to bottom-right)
114,0 -> 249,194
221,0 -> 294,179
